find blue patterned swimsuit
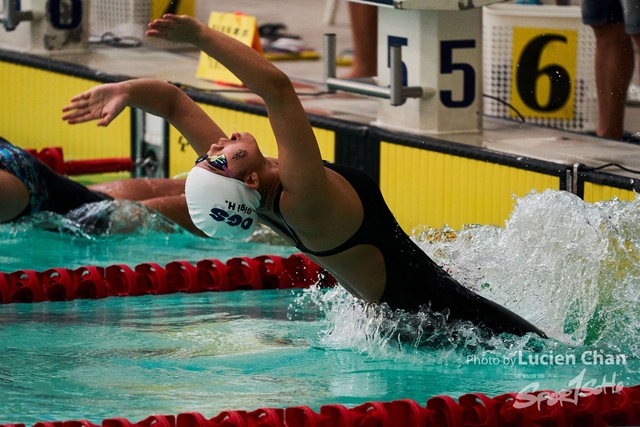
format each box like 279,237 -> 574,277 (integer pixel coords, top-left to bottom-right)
0,138 -> 112,220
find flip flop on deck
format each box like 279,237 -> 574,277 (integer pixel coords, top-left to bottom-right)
259,23 -> 320,61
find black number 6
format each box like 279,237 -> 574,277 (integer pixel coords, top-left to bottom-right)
516,35 -> 571,112
49,0 -> 83,30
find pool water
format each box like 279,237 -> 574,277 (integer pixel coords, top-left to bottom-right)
0,192 -> 639,424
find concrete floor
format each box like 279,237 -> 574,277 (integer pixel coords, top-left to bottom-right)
195,0 -> 355,82
192,0 -> 640,130
192,0 -> 640,179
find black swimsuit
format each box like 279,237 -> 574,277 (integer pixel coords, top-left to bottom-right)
0,138 -> 112,221
268,161 -> 546,338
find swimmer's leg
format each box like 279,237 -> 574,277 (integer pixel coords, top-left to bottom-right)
471,294 -> 548,338
140,195 -> 204,236
88,178 -> 186,201
437,274 -> 547,338
0,169 -> 29,222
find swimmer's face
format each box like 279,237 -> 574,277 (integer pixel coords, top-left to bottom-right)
196,132 -> 263,180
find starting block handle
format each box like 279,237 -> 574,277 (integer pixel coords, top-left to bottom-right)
323,34 -> 430,105
1,0 -> 34,31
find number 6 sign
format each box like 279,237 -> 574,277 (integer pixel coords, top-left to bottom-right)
510,27 -> 578,120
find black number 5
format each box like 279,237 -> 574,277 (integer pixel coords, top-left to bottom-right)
440,40 -> 476,108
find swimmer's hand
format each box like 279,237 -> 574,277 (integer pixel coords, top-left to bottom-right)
62,83 -> 127,127
146,14 -> 204,44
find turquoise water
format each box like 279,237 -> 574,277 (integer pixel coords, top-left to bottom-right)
1,193 -> 639,423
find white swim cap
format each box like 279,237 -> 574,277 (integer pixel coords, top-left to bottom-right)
185,166 -> 261,239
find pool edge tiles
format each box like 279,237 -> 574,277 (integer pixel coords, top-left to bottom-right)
379,141 -> 562,232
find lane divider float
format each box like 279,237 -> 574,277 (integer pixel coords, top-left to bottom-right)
2,385 -> 640,427
26,146 -> 133,176
0,254 -> 336,304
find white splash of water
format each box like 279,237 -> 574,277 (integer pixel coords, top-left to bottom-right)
295,282 -> 540,365
415,190 -> 640,352
297,190 -> 640,359
62,200 -> 182,236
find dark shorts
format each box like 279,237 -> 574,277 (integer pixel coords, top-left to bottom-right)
0,138 -> 113,220
582,0 -> 640,34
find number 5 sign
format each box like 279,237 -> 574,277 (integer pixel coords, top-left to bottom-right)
510,27 -> 578,120
376,7 -> 484,136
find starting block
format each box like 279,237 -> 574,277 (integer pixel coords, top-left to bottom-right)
0,0 -> 89,52
327,0 -> 502,137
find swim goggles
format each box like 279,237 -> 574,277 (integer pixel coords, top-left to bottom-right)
195,153 -> 234,178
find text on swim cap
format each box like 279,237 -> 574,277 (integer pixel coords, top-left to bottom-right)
209,208 -> 253,230
224,201 -> 253,215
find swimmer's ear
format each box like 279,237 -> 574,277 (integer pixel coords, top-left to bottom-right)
244,172 -> 259,190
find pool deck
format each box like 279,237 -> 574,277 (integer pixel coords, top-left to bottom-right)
3,0 -> 640,180
159,0 -> 640,180
45,50 -> 640,183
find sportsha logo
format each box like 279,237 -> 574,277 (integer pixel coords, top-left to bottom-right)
208,200 -> 254,230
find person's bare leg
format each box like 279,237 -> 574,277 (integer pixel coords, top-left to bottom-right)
631,32 -> 640,134
88,178 -> 185,201
343,2 -> 378,79
592,23 -> 634,140
88,178 -> 204,234
0,170 -> 29,222
140,195 -> 204,236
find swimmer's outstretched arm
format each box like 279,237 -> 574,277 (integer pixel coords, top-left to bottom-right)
61,78 -> 225,156
147,14 -> 331,210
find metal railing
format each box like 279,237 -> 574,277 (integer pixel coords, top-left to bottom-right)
323,33 -> 434,106
0,0 -> 34,31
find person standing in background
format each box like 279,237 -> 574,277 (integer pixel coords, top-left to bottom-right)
582,0 -> 640,140
344,2 -> 378,79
